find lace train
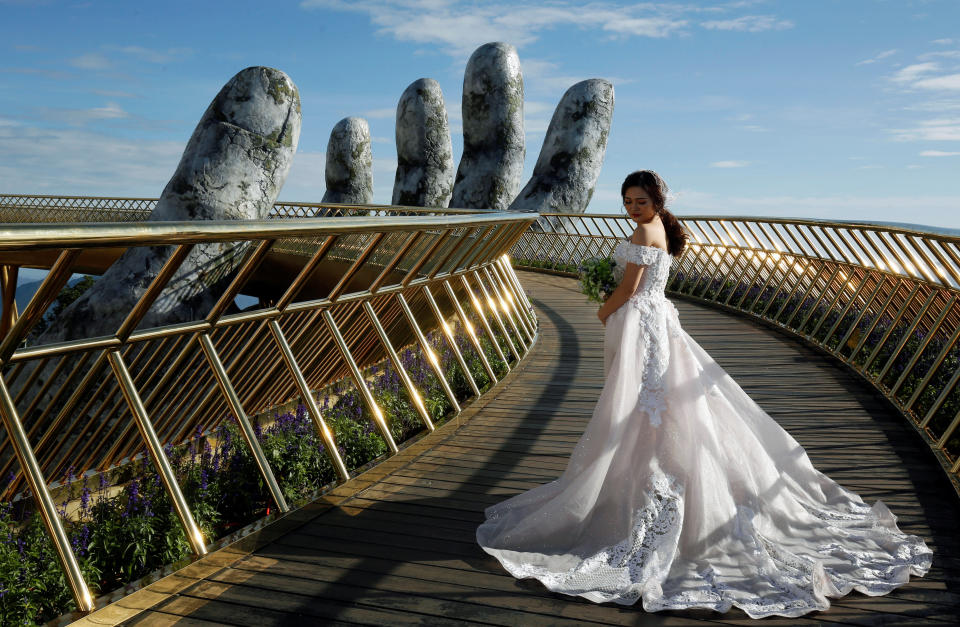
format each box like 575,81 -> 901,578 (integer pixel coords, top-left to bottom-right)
482,470 -> 930,618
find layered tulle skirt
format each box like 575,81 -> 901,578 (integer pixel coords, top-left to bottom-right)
475,294 -> 931,618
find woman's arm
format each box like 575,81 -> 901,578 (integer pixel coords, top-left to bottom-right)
597,261 -> 643,324
597,228 -> 650,325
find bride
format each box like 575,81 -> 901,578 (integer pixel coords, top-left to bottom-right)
475,170 -> 932,618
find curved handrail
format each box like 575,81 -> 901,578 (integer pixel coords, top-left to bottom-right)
512,212 -> 960,494
0,207 -> 539,612
0,193 -> 490,224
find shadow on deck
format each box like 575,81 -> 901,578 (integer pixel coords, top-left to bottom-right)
86,271 -> 960,626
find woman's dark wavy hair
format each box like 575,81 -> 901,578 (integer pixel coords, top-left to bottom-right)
621,170 -> 688,257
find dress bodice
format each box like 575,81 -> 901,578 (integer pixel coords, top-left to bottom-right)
611,239 -> 673,300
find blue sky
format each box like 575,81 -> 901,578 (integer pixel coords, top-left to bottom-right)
1,0 -> 958,229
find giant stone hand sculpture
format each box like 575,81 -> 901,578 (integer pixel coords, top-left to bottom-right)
13,66 -> 301,436
450,42 -> 525,211
390,42 -> 613,218
509,79 -> 614,214
40,66 -> 301,343
322,117 -> 373,205
393,78 -> 454,208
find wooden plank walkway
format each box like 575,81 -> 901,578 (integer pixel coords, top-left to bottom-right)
108,271 -> 960,626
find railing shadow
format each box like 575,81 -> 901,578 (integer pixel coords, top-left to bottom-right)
166,291 -> 602,621
161,275 -> 960,622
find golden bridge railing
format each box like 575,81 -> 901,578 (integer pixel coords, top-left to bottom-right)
0,209 -> 538,612
512,212 -> 960,493
0,193 -> 488,224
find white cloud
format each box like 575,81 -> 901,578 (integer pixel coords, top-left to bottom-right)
283,152 -> 399,204
372,157 -> 400,204
715,0 -> 771,9
521,99 -> 554,135
277,151 -> 327,202
110,46 -> 192,64
299,1 -> 720,58
362,107 -> 396,119
520,58 -> 559,79
727,114 -> 767,131
66,46 -> 191,74
28,102 -> 132,127
523,100 -> 554,116
914,73 -> 960,90
902,99 -> 960,112
601,17 -> 687,38
68,52 -> 111,70
0,125 -> 182,196
444,99 -> 463,134
932,38 -> 955,46
519,55 -> 631,95
0,66 -> 72,80
88,102 -> 128,120
445,99 -> 462,122
890,118 -> 960,141
920,150 -> 960,156
856,48 -> 897,66
701,15 -> 793,32
918,50 -> 960,60
890,62 -> 940,84
887,61 -> 960,94
710,160 -> 750,168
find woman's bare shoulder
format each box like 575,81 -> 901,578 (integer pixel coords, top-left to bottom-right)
630,221 -> 667,248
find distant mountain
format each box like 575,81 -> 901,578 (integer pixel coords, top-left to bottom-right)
15,276 -> 93,312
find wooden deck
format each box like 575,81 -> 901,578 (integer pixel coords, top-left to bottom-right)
96,271 -> 959,626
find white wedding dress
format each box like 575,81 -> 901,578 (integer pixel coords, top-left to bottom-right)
475,240 -> 932,618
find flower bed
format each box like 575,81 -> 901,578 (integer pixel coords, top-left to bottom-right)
0,311 -> 520,625
512,256 -> 579,275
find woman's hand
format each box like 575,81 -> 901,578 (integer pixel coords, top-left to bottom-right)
598,307 -> 608,326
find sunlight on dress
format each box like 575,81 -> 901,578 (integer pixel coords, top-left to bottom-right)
475,240 -> 932,619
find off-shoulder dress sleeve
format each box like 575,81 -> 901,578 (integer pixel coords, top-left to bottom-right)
613,241 -> 661,267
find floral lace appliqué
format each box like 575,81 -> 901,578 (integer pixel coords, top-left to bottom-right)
487,470 -> 930,617
612,240 -> 675,427
499,472 -> 684,605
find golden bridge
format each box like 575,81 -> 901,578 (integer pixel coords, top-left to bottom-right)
0,194 -> 957,625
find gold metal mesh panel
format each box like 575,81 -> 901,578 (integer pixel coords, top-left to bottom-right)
511,212 -> 960,490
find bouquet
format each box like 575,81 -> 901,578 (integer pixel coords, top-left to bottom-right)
578,256 -> 619,304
